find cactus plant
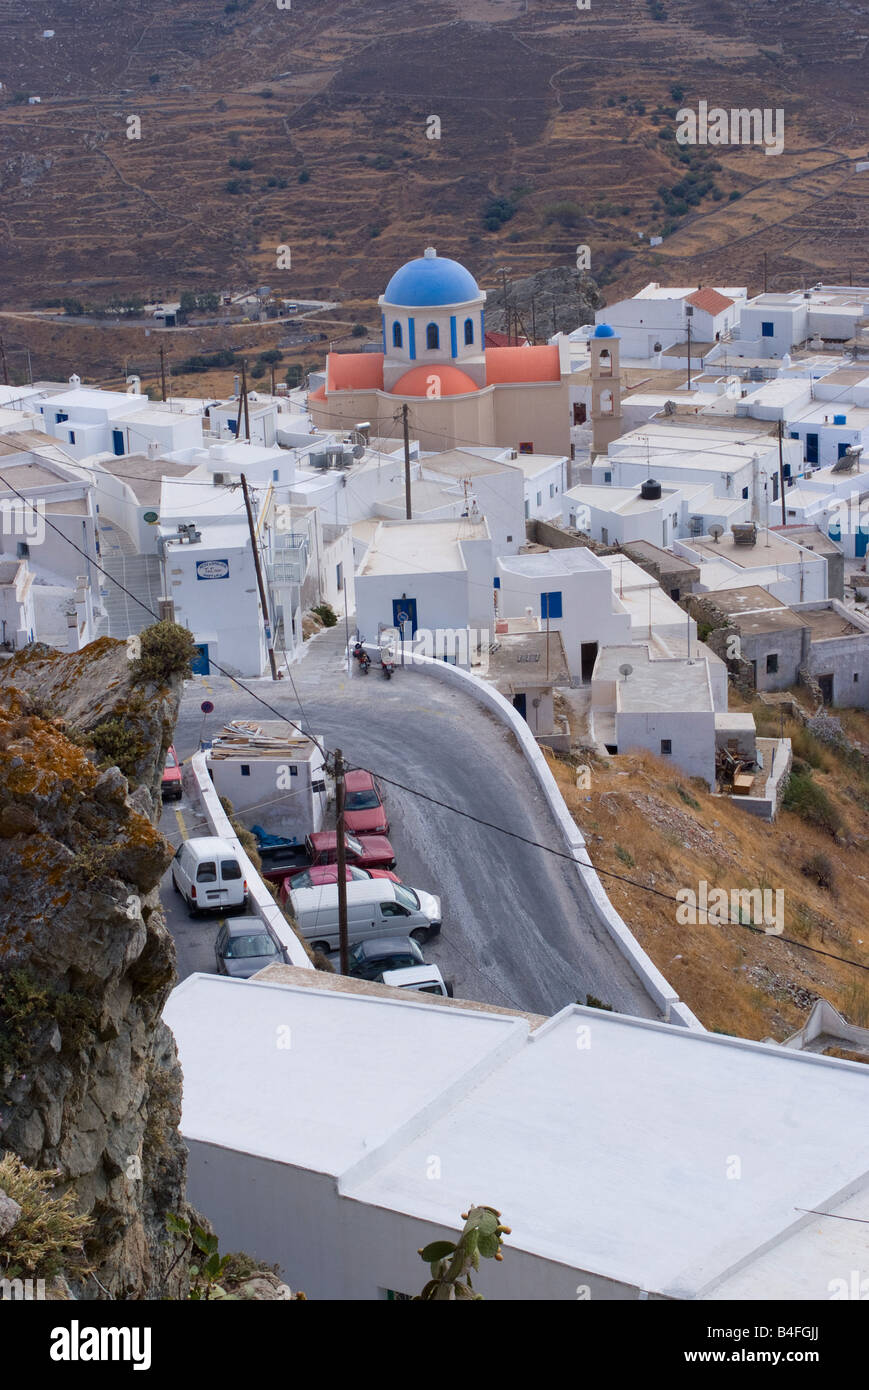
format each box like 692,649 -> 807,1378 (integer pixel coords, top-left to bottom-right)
415,1205 -> 510,1300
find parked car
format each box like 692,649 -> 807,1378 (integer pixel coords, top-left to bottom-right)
215,917 -> 288,978
380,965 -> 453,997
343,935 -> 426,981
280,862 -> 398,902
343,771 -> 389,836
172,837 -> 248,916
289,879 -> 441,954
259,829 -> 397,883
161,745 -> 183,801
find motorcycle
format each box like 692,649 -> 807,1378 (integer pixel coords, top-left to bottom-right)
381,658 -> 395,680
352,642 -> 371,675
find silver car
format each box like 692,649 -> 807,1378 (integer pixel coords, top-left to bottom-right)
215,917 -> 288,979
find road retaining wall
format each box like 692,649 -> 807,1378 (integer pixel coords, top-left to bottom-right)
388,649 -> 703,1030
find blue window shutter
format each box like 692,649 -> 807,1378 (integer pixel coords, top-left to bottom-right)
493,576 -> 500,589
450,316 -> 457,358
761,321 -> 774,337
541,591 -> 562,619
408,318 -> 416,361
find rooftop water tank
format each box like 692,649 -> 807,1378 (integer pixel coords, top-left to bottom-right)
640,479 -> 662,500
833,414 -> 847,425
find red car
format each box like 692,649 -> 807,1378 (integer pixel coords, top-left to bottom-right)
279,862 -> 399,906
161,745 -> 183,801
343,770 -> 389,836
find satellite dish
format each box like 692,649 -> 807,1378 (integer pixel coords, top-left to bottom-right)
709,524 -> 724,543
653,342 -> 662,354
618,663 -> 633,681
351,444 -> 365,459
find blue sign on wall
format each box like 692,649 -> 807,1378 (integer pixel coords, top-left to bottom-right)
195,559 -> 229,581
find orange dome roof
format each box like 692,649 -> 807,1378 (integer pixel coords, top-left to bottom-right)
391,364 -> 479,397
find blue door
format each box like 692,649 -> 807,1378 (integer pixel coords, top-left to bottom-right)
806,433 -> 819,466
190,643 -> 210,675
112,429 -> 125,456
857,530 -> 869,559
512,693 -> 527,719
392,597 -> 418,636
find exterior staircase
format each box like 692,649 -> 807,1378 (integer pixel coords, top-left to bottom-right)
96,553 -> 163,639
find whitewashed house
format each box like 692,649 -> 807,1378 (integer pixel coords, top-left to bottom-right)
496,548 -> 632,682
0,558 -> 35,650
164,971 -> 869,1302
355,517 -> 494,665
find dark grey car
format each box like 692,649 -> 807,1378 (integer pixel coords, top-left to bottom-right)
337,935 -> 427,982
215,917 -> 288,979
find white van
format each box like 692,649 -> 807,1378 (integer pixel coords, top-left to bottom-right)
288,879 -> 441,954
171,837 -> 248,916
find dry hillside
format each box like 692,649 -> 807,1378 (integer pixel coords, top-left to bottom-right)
0,0 -> 866,350
546,700 -> 869,1044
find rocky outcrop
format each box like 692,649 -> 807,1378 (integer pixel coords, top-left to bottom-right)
0,637 -> 195,1298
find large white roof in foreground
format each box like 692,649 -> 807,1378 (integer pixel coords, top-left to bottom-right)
165,975 -> 869,1299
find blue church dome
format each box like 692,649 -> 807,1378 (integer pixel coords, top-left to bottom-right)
594,323 -> 618,338
383,248 -> 480,307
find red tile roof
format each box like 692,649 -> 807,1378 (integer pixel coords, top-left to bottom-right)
326,352 -> 384,392
685,288 -> 734,316
391,364 -> 479,397
485,344 -> 561,384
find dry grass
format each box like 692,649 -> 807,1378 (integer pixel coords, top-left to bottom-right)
544,736 -> 869,1044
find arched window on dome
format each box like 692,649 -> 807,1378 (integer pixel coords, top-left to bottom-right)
426,323 -> 440,351
392,322 -> 403,349
464,318 -> 474,346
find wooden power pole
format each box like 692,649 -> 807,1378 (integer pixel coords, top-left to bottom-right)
334,748 -> 349,974
159,345 -> 167,402
240,472 -> 278,680
777,419 -> 786,526
402,402 -> 412,519
0,336 -> 9,386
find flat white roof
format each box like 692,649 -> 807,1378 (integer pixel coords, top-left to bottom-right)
165,976 -> 869,1297
164,975 -> 525,1176
498,548 -> 605,578
360,519 -> 488,576
342,1005 -> 869,1297
597,644 -> 713,712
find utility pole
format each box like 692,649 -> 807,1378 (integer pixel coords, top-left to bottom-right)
270,361 -> 276,396
500,267 -> 510,342
334,748 -> 349,974
530,296 -> 537,345
25,347 -> 33,386
159,345 -> 167,402
240,472 -> 278,680
402,402 -> 412,519
242,359 -> 251,441
686,309 -> 693,390
777,418 -> 786,526
762,252 -> 768,294
0,336 -> 8,386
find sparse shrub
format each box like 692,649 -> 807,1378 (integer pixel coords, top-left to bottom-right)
0,969 -> 98,1074
543,200 -> 583,229
801,852 -> 835,890
310,602 -> 338,628
676,783 -> 701,810
615,844 -> 635,867
298,168 -> 310,183
782,771 -> 842,837
0,1153 -> 93,1282
584,995 -> 613,1011
130,621 -> 199,685
90,718 -> 149,779
351,323 -> 367,337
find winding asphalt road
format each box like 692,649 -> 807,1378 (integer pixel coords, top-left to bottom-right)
158,626 -> 659,1020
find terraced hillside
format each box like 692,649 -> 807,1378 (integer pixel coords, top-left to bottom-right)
0,0 -> 867,318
